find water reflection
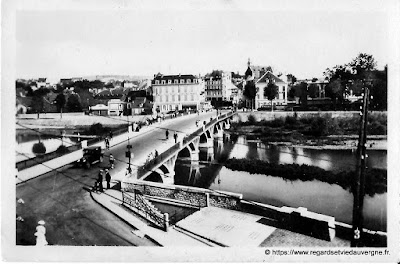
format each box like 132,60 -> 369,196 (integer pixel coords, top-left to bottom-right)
174,135 -> 387,231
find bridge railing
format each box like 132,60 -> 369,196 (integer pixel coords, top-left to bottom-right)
123,181 -> 242,211
137,111 -> 235,178
17,143 -> 82,171
122,189 -> 168,230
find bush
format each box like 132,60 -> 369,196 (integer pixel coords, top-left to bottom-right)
368,121 -> 387,135
32,142 -> 46,154
87,123 -> 106,135
309,117 -> 328,137
247,114 -> 257,125
225,158 -> 386,196
285,115 -> 297,126
56,145 -> 70,154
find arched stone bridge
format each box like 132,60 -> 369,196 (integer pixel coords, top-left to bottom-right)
136,112 -> 235,184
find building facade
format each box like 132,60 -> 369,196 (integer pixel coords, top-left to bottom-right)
204,71 -> 234,107
244,59 -> 288,108
255,71 -> 288,108
151,74 -> 204,113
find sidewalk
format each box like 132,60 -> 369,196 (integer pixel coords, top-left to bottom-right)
90,183 -> 211,247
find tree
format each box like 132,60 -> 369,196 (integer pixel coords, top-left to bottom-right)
264,82 -> 278,112
308,83 -> 319,98
30,88 -> 50,118
323,53 -> 383,108
243,81 -> 256,110
292,82 -> 308,106
53,93 -> 66,118
66,93 -> 82,112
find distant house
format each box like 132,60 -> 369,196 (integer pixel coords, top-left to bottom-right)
123,81 -> 137,89
16,98 -> 30,115
130,97 -> 153,115
90,104 -> 108,116
108,99 -> 126,116
37,78 -> 47,88
255,71 -> 288,107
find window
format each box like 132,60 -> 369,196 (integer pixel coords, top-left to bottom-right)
174,79 -> 178,84
180,79 -> 184,84
155,80 -> 159,85
187,79 -> 191,84
161,80 -> 165,84
168,80 -> 172,84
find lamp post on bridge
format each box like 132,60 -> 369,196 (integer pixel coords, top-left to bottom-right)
126,144 -> 132,172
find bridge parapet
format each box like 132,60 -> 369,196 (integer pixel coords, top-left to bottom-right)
123,180 -> 242,210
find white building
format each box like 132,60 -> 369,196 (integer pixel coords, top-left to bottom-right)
255,71 -> 288,108
152,74 -> 205,113
107,99 -> 126,116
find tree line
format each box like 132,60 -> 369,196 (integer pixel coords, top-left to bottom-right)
242,53 -> 387,111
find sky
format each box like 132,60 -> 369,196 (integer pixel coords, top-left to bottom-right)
15,0 -> 392,82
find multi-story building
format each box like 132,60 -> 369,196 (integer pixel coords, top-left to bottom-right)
244,59 -> 288,108
151,73 -> 204,113
255,71 -> 288,108
204,71 -> 235,107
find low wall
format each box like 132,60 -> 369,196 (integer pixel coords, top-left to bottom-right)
122,180 -> 242,210
18,112 -> 85,119
17,148 -> 83,183
235,111 -> 387,122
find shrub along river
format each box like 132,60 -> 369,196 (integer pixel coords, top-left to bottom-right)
174,134 -> 387,232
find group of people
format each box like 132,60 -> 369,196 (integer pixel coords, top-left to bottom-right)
93,168 -> 112,192
165,129 -> 179,143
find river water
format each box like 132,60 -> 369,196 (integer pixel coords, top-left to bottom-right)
174,135 -> 387,232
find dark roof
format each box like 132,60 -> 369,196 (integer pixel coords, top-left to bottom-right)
131,97 -> 153,108
153,74 -> 197,82
245,67 -> 253,79
257,71 -> 285,83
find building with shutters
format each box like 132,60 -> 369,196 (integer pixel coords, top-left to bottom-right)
151,73 -> 205,113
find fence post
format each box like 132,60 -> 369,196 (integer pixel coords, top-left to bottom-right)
164,213 -> 169,232
206,193 -> 210,207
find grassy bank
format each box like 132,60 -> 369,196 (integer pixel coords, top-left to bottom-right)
229,113 -> 387,147
225,158 -> 386,196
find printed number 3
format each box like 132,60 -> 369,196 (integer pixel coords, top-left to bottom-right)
354,228 -> 360,239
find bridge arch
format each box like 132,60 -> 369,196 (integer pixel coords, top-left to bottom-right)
145,171 -> 163,183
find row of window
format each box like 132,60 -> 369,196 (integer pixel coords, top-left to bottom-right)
155,94 -> 198,102
154,79 -> 199,85
154,86 -> 199,94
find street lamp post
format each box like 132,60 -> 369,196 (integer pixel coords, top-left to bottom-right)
126,144 -> 132,172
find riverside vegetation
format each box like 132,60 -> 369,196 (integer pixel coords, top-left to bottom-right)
225,113 -> 387,196
230,113 -> 387,145
225,158 -> 386,196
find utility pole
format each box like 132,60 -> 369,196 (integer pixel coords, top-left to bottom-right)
351,85 -> 370,247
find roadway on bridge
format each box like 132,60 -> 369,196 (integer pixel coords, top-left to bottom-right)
16,110 -> 220,246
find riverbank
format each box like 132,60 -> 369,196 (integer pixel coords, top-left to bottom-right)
229,112 -> 387,150
225,158 -> 387,197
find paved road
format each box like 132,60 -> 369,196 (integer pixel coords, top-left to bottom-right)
16,111 -> 217,246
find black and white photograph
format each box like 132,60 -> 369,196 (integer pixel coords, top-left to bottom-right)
2,0 -> 400,262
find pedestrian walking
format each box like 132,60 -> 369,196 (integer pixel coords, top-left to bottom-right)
34,220 -> 48,246
109,131 -> 113,139
105,169 -> 111,189
173,132 -> 178,143
154,150 -> 159,157
196,120 -> 199,127
165,129 -> 169,140
105,137 -> 110,150
109,154 -> 115,169
125,166 -> 132,176
98,169 -> 104,192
